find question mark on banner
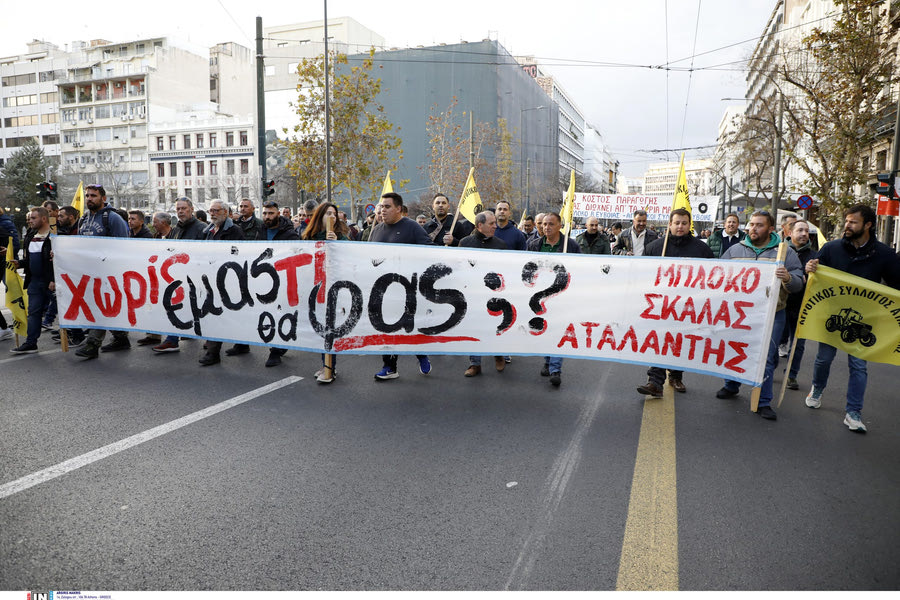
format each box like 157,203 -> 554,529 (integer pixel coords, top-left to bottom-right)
484,272 -> 516,335
521,261 -> 570,335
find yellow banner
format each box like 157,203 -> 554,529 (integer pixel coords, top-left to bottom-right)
672,153 -> 693,234
4,243 -> 28,336
562,169 -> 575,234
380,171 -> 393,197
72,181 -> 84,217
795,265 -> 900,366
458,167 -> 483,224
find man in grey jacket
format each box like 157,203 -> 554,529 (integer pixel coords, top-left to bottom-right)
715,210 -> 804,421
613,210 -> 659,256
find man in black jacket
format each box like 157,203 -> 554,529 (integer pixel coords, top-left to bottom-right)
127,210 -> 153,238
459,211 -> 508,377
237,198 -> 264,240
257,200 -> 300,242
637,209 -> 714,397
9,208 -> 54,353
424,193 -> 473,246
199,200 -> 246,366
803,204 -> 900,433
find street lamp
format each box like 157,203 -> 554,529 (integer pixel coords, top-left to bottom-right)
520,105 -> 546,216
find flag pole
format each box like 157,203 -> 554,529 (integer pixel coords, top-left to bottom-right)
751,241 -> 788,413
448,167 -> 473,246
323,214 -> 335,379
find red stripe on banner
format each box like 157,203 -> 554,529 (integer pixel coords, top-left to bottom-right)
334,333 -> 480,351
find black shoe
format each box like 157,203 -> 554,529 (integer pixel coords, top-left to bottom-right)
758,406 -> 777,420
265,352 -> 282,367
716,386 -> 739,399
540,365 -> 550,377
75,343 -> 99,359
199,353 -> 221,366
637,381 -> 664,398
225,344 -> 250,356
10,342 -> 39,354
101,338 -> 131,352
669,379 -> 686,393
550,372 -> 561,387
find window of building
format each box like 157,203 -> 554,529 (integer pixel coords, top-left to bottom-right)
184,188 -> 192,200
196,161 -> 205,176
876,150 -> 888,172
226,159 -> 235,175
158,189 -> 166,204
239,131 -> 248,146
2,73 -> 36,86
157,163 -> 165,177
240,186 -> 249,199
265,65 -> 275,77
197,188 -> 206,204
95,128 -> 111,142
226,132 -> 234,146
41,113 -> 58,124
133,172 -> 148,185
196,133 -> 204,149
210,160 -> 218,175
42,134 -> 60,145
209,133 -> 216,147
40,91 -> 57,103
169,162 -> 177,177
62,109 -> 76,122
169,136 -> 176,150
94,105 -> 110,119
156,137 -> 164,151
227,187 -> 236,202
184,161 -> 192,176
210,187 -> 219,200
183,134 -> 191,150
240,159 -> 249,174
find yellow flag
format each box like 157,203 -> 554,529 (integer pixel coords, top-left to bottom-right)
561,169 -> 575,234
518,209 -> 528,230
816,226 -> 827,250
380,171 -> 393,197
672,153 -> 693,233
72,181 -> 84,217
458,167 -> 483,223
795,265 -> 900,366
4,243 -> 28,337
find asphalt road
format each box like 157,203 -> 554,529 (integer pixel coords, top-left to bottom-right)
1,332 -> 898,591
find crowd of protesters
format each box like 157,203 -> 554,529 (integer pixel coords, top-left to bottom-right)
2,186 -> 898,434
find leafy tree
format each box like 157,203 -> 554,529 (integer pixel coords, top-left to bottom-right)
0,139 -> 54,226
283,49 -> 405,222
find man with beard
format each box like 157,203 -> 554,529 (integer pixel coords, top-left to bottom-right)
636,208 -> 713,397
576,216 -> 611,255
803,204 -> 900,433
782,219 -> 816,390
613,210 -> 659,256
715,210 -> 804,421
73,184 -> 131,360
424,193 -> 473,246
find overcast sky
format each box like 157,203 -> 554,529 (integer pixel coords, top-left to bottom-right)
1,0 -> 777,177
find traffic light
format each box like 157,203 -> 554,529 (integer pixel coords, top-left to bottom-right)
876,172 -> 895,198
46,181 -> 57,200
263,179 -> 275,197
35,182 -> 48,198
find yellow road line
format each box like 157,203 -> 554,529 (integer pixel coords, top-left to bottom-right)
616,384 -> 679,590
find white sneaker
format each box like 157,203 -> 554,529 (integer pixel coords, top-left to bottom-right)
805,387 -> 823,409
843,411 -> 867,433
778,343 -> 789,358
0,328 -> 12,342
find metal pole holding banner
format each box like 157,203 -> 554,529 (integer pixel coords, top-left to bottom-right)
751,240 -> 788,413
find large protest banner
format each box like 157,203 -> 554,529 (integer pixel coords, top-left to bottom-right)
572,193 -> 719,224
53,236 -> 780,385
795,265 -> 900,366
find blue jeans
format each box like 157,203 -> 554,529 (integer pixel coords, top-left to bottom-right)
26,280 -> 51,346
723,309 -> 785,408
812,342 -> 867,413
788,338 -> 806,379
544,356 -> 563,374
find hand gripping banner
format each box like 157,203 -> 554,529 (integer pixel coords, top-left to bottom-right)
53,236 -> 780,385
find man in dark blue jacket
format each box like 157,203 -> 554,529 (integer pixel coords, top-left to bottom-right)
804,204 -> 900,433
9,208 -> 53,353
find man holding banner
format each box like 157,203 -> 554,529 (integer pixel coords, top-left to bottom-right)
715,210 -> 804,420
424,193 -> 473,247
801,204 -> 900,433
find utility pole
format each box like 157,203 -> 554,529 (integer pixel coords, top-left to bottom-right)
888,90 -> 900,249
323,0 -> 332,204
525,158 -> 531,216
771,93 -> 783,228
468,111 -> 474,170
256,17 -> 267,198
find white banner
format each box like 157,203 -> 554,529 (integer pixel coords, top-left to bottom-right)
53,236 -> 778,385
572,193 -> 719,223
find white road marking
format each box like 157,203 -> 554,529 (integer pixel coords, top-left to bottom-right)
0,376 -> 303,500
504,367 -> 610,590
0,348 -> 62,364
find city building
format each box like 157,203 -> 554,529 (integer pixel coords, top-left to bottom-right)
149,112 -> 257,210
584,125 -> 618,193
643,158 -> 716,197
0,40 -> 69,167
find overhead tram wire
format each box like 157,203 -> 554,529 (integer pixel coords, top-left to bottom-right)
665,0 -> 670,161
215,0 -> 253,45
680,0 -> 703,148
